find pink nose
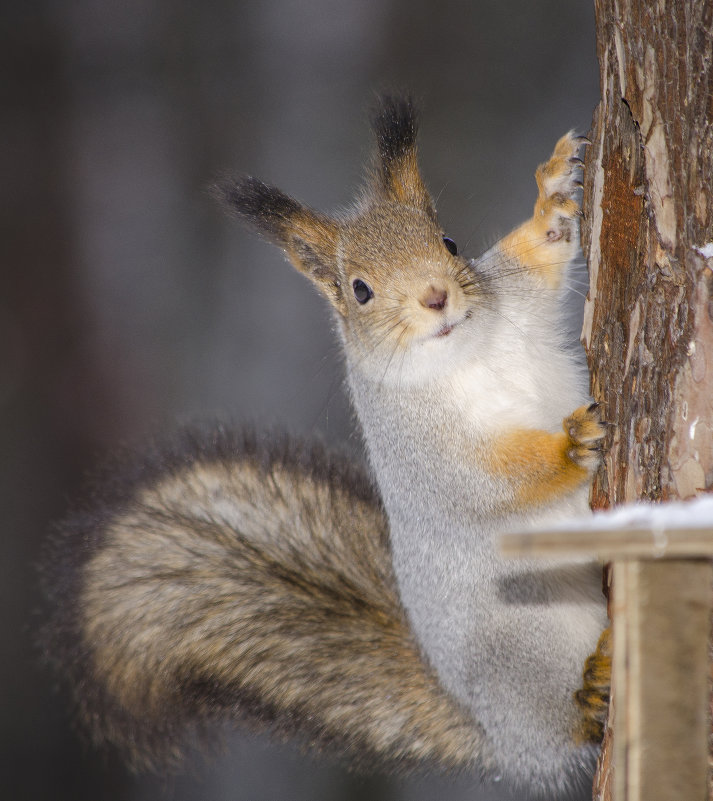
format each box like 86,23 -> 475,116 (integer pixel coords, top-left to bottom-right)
421,287 -> 448,310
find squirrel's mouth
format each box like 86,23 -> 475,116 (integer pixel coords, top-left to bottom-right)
434,312 -> 468,338
425,310 -> 469,342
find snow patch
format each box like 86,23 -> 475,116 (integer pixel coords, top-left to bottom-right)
694,242 -> 713,259
546,495 -> 713,533
689,416 -> 700,440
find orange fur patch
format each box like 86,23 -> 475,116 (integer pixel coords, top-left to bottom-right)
498,200 -> 579,289
487,427 -> 590,507
498,131 -> 582,288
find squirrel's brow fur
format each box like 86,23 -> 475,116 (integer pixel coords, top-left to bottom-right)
40,425 -> 483,773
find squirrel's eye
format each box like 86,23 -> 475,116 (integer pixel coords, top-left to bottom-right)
442,236 -> 458,256
352,279 -> 373,304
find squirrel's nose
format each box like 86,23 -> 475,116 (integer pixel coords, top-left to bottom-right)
421,286 -> 448,311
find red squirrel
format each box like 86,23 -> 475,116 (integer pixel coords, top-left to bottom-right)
43,96 -> 610,797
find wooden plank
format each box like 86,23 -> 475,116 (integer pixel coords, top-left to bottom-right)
612,560 -> 712,801
501,517 -> 713,798
500,526 -> 713,561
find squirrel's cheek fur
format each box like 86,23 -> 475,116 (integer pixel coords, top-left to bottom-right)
42,97 -> 609,796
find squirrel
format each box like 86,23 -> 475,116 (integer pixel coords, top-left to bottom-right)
41,96 -> 612,797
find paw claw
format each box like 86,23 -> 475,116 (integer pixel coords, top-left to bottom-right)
533,132 -> 585,245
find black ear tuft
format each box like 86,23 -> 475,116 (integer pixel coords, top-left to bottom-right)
213,176 -> 343,311
368,95 -> 433,214
371,95 -> 419,168
213,177 -> 304,242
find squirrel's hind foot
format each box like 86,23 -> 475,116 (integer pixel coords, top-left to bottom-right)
573,627 -> 612,743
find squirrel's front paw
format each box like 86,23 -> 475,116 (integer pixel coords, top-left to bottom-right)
534,131 -> 586,244
574,627 -> 611,743
499,131 -> 587,286
563,403 -> 607,472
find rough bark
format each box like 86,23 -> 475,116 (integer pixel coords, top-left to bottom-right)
582,0 -> 713,798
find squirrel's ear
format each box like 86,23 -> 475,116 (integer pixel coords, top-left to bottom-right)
370,95 -> 435,217
216,178 -> 345,314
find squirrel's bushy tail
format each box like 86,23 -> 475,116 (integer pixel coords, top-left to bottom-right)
41,426 -> 483,773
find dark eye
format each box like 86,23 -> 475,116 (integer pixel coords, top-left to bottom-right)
442,236 -> 458,256
352,279 -> 373,304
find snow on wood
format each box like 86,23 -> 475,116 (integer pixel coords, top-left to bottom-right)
501,496 -> 713,560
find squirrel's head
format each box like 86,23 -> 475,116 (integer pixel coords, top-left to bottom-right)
218,96 -> 486,380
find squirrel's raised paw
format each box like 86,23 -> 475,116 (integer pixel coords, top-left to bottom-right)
533,131 -> 585,242
536,132 -> 585,209
563,402 -> 607,471
574,627 -> 611,743
498,131 -> 586,286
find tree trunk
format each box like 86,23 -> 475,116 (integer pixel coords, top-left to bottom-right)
581,0 -> 713,798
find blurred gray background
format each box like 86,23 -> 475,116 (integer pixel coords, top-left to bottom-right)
3,1 -> 599,799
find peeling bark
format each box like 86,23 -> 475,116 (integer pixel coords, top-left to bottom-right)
582,1 -> 713,798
